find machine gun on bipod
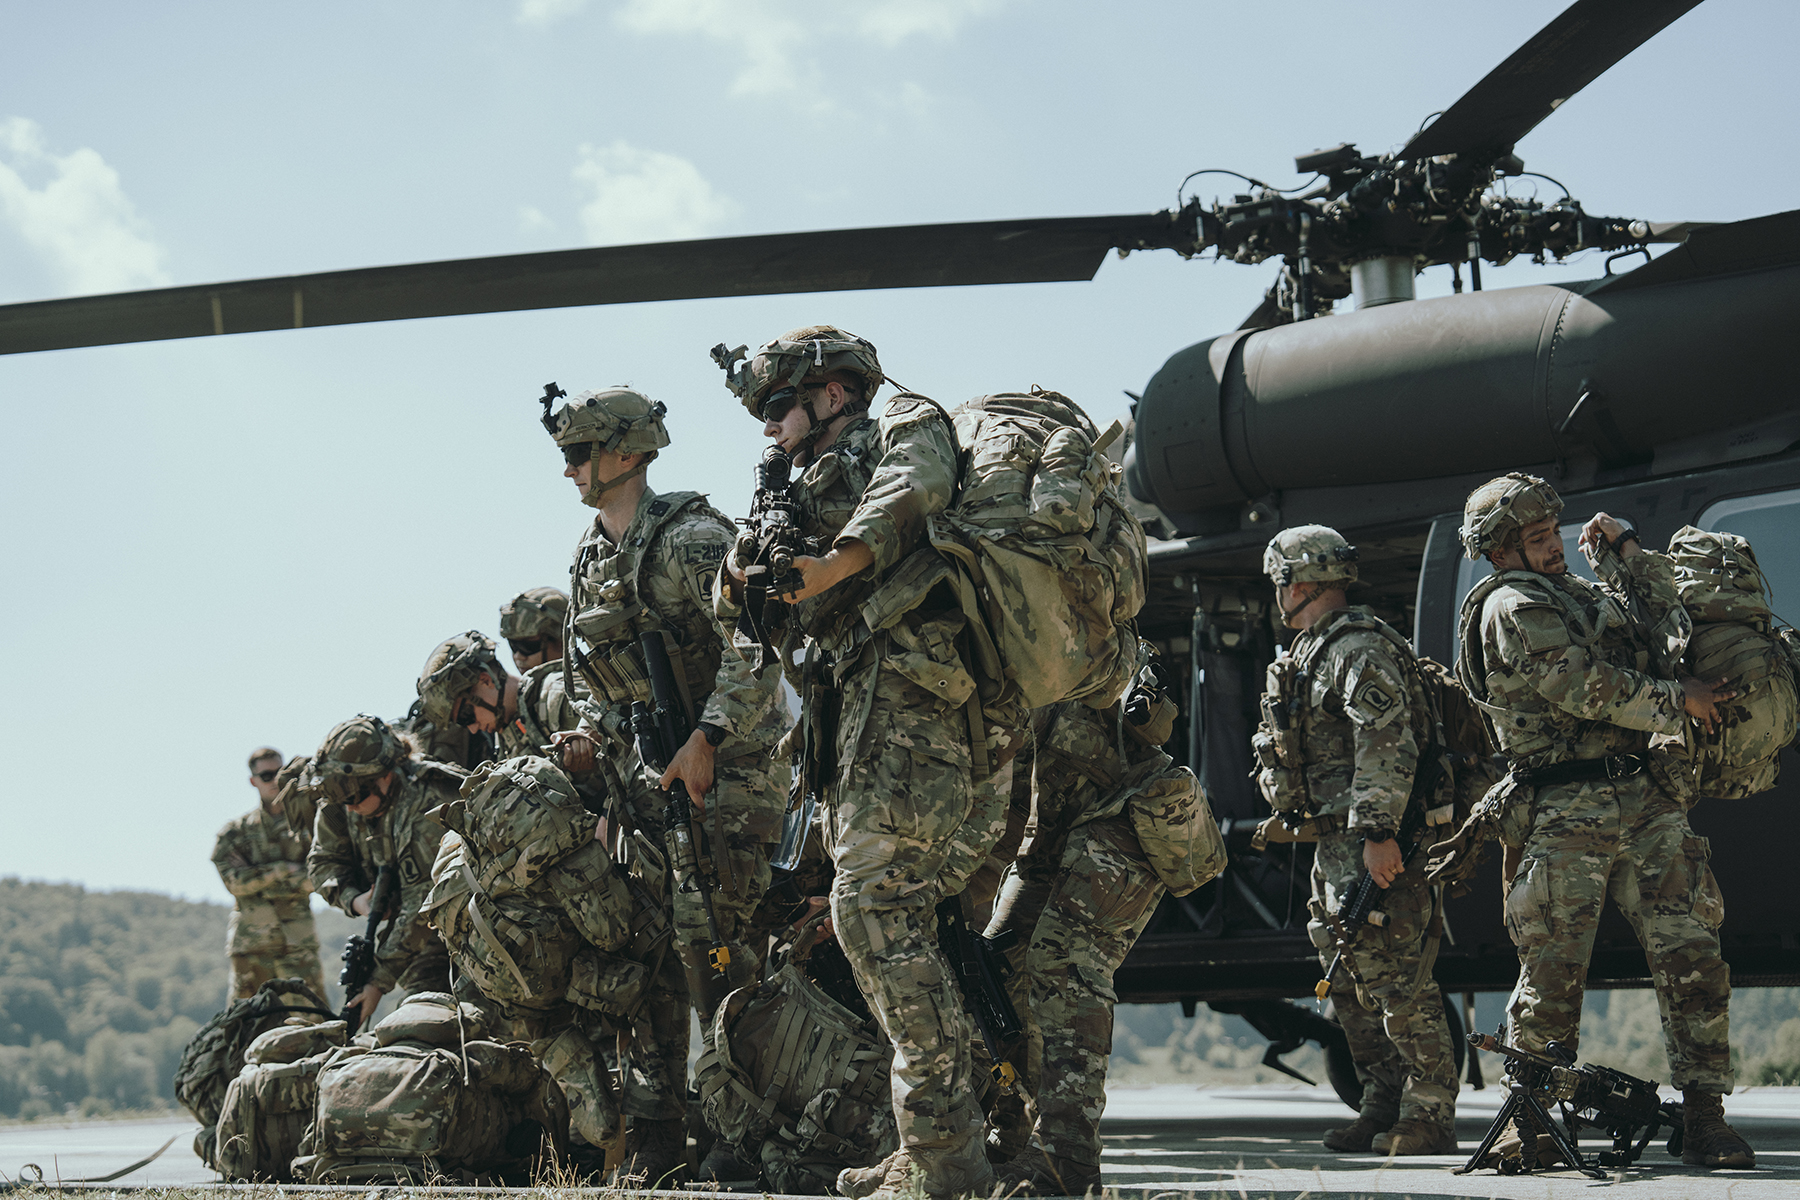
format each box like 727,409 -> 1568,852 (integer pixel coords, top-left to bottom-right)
1455,1033 -> 1684,1178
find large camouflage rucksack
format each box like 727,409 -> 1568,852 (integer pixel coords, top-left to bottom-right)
293,992 -> 569,1184
175,977 -> 335,1168
923,389 -> 1148,713
213,1020 -> 349,1182
698,941 -> 897,1194
1667,526 -> 1800,798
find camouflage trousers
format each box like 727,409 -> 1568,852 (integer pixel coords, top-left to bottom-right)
386,946 -> 452,999
990,814 -> 1162,1172
1307,830 -> 1458,1126
229,948 -> 326,1003
1505,773 -> 1732,1091
825,656 -> 1020,1162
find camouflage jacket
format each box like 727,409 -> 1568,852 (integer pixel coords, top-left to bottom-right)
1457,551 -> 1690,768
212,804 -> 317,956
563,487 -> 787,788
715,396 -> 960,662
1267,606 -> 1424,833
495,660 -> 580,760
306,759 -> 464,991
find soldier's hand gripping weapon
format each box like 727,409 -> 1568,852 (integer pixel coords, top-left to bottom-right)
936,895 -> 1024,1091
631,632 -> 730,978
734,445 -> 822,672
1455,1033 -> 1684,1178
338,863 -> 398,1035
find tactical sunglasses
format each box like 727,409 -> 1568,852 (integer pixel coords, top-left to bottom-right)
758,381 -> 824,424
562,443 -> 593,467
254,769 -> 279,783
508,637 -> 545,657
453,696 -> 478,727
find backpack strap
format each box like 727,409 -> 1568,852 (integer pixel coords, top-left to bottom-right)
457,864 -> 533,1000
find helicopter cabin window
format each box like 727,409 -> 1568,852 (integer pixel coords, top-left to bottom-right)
1700,489 -> 1800,625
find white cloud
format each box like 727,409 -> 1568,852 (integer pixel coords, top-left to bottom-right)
516,0 -> 592,27
613,0 -> 1006,103
0,117 -> 169,295
572,140 -> 736,244
518,204 -> 555,234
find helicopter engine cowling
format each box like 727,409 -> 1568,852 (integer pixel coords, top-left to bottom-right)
1126,264 -> 1800,537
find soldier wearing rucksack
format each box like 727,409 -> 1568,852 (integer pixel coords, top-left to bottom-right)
984,650 -> 1225,1195
714,326 -> 1030,1200
1251,525 -> 1459,1156
307,715 -> 464,1024
1455,473 -> 1752,1168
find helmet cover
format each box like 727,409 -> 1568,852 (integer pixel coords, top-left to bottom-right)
1263,524 -> 1359,586
416,631 -> 506,729
498,587 -> 569,641
1459,473 -> 1564,559
713,325 -> 884,419
316,715 -> 402,805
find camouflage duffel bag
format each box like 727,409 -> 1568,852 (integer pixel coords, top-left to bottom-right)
213,1020 -> 348,1183
293,995 -> 568,1184
174,977 -> 335,1167
699,961 -> 896,1195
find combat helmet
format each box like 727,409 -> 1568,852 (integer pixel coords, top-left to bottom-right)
316,715 -> 403,806
498,587 -> 569,642
1262,525 -> 1360,587
711,325 -> 884,436
538,384 -> 670,508
416,631 -> 506,729
1459,473 -> 1563,560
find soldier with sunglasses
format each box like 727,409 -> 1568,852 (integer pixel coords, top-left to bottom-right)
305,715 -> 465,1027
541,385 -> 790,1184
211,746 -> 324,1000
500,587 -> 569,671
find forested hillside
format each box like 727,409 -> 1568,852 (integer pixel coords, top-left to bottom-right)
0,878 -> 352,1118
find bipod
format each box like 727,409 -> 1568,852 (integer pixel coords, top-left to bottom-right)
1455,1076 -> 1604,1180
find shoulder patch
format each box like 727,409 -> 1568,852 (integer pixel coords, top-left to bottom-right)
683,541 -> 728,564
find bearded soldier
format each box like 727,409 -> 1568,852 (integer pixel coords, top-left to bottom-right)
541,386 -> 788,1184
714,327 -> 1025,1200
1457,473 -> 1752,1167
212,746 -> 323,999
1252,525 -> 1458,1154
306,715 -> 463,1026
500,587 -> 569,672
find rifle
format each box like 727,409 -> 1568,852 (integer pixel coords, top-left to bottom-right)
338,863 -> 397,1035
1455,1032 -> 1684,1178
733,445 -> 822,672
1313,744 -> 1445,1001
631,632 -> 730,978
936,896 -> 1023,1091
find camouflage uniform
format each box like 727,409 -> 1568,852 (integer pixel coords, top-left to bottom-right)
1461,554 -> 1731,1089
212,804 -> 323,999
308,752 -> 463,997
986,699 -> 1203,1190
714,337 -> 1025,1195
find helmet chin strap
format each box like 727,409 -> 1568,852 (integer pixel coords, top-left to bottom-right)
1280,581 -> 1330,625
581,446 -> 652,510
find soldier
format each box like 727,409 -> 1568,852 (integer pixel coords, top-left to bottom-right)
306,715 -> 463,1026
211,746 -> 324,1000
1457,473 -> 1752,1167
415,630 -> 586,767
715,327 -> 1024,1200
1252,525 -> 1459,1154
500,586 -> 569,672
986,680 -> 1223,1195
542,385 -> 789,1183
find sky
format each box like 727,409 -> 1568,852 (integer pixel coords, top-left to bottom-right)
2,0 -> 1796,906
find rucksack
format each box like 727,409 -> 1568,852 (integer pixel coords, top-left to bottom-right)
1667,526 -> 1799,798
293,993 -> 569,1184
174,977 -> 335,1167
698,949 -> 897,1194
925,389 -> 1148,713
212,1021 -> 349,1182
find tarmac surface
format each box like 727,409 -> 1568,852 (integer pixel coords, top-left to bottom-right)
1,1084 -> 1796,1197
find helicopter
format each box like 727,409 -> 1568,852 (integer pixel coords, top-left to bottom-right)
4,0 -> 1797,1107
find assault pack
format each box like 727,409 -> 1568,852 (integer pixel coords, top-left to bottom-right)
213,1020 -> 349,1182
1665,525 -> 1800,798
926,389 -> 1148,714
174,976 -> 336,1169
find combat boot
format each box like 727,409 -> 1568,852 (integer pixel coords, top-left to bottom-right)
1321,1109 -> 1396,1152
1371,1116 -> 1457,1156
695,1140 -> 759,1185
1682,1089 -> 1755,1168
620,1116 -> 688,1187
1485,1117 -> 1564,1169
838,1144 -> 996,1200
994,1145 -> 1102,1196
837,1150 -> 904,1199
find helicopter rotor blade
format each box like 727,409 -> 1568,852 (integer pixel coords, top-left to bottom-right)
0,212 -> 1192,356
1400,0 -> 1703,161
1595,209 -> 1800,294
1642,220 -> 1714,244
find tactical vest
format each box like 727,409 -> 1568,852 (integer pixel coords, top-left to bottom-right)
565,491 -> 726,729
787,416 -> 884,650
1252,607 -> 1442,821
1456,569 -> 1655,765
